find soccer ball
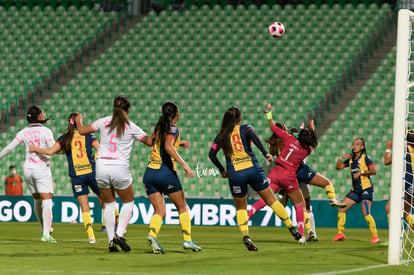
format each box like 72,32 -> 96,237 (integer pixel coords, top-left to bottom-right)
268,22 -> 285,38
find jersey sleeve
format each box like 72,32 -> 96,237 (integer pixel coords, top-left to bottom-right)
46,128 -> 55,145
89,133 -> 97,145
131,122 -> 148,141
245,125 -> 268,157
343,159 -> 350,168
91,117 -> 104,132
270,125 -> 290,140
366,155 -> 374,167
168,126 -> 179,140
208,135 -> 225,172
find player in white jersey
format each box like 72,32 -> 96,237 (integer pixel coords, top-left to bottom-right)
0,105 -> 56,243
76,95 -> 153,252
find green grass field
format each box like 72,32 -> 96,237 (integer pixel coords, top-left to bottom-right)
0,222 -> 411,274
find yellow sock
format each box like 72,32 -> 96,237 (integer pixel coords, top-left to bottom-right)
304,211 -> 311,232
102,209 -> 105,227
270,201 -> 293,228
236,210 -> 249,237
405,214 -> 414,228
115,207 -> 120,225
148,214 -> 163,238
179,212 -> 192,242
337,212 -> 346,234
365,214 -> 378,237
82,212 -> 95,240
324,185 -> 336,200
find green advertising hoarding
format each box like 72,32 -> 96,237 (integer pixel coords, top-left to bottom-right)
0,195 -> 388,229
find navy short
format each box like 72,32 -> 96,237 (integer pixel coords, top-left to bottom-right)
296,163 -> 317,184
228,165 -> 269,198
143,165 -> 183,195
345,187 -> 374,203
71,173 -> 101,197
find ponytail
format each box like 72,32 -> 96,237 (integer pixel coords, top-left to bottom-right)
60,112 -> 79,152
108,95 -> 130,137
154,101 -> 179,143
218,106 -> 241,157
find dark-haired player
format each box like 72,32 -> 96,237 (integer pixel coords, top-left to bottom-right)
30,112 -> 106,244
333,137 -> 379,243
249,126 -> 345,241
0,105 -> 56,243
209,106 -> 301,251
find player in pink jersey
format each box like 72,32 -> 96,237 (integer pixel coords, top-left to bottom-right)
0,105 -> 56,243
76,95 -> 153,252
263,104 -> 318,244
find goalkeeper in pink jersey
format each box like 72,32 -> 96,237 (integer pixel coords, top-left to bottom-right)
262,104 -> 318,244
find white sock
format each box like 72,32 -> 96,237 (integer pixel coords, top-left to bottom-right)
116,201 -> 134,238
42,199 -> 53,237
104,202 -> 116,242
308,211 -> 317,236
34,199 -> 43,232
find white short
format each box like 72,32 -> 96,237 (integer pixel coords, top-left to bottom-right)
23,166 -> 54,194
96,163 -> 132,190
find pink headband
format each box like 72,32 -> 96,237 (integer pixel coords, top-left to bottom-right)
67,118 -> 74,125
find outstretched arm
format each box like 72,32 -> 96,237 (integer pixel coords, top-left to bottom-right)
264,104 -> 276,129
0,139 -> 20,160
30,142 -> 62,156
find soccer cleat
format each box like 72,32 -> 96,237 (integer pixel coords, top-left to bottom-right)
41,234 -> 57,244
370,236 -> 380,243
108,240 -> 119,252
332,233 -> 346,242
329,199 -> 347,208
88,238 -> 96,244
183,241 -> 202,252
288,226 -> 302,241
113,235 -> 131,252
298,236 -> 307,245
147,235 -> 165,254
100,226 -> 107,233
306,230 -> 316,242
243,236 -> 258,251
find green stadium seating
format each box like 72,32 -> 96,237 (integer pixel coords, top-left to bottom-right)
0,2 -> 393,198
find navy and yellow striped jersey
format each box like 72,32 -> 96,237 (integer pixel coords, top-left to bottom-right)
147,124 -> 180,171
211,124 -> 261,172
57,132 -> 97,177
343,153 -> 374,192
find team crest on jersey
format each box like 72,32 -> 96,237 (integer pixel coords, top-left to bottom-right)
232,186 -> 242,194
170,126 -> 178,134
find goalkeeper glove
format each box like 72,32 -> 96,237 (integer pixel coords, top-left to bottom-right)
264,103 -> 272,120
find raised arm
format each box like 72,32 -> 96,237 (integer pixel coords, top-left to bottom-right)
75,114 -> 95,135
336,154 -> 351,170
264,103 -> 276,129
